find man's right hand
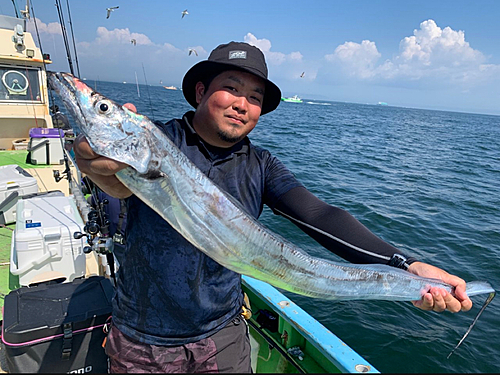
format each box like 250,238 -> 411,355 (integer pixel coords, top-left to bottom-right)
74,134 -> 133,198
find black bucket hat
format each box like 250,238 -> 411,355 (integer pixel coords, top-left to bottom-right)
182,41 -> 281,115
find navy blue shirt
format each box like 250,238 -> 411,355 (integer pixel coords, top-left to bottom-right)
112,111 -> 303,345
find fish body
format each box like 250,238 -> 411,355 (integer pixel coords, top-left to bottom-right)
48,72 -> 494,302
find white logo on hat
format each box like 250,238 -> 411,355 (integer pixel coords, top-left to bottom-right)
229,50 -> 247,59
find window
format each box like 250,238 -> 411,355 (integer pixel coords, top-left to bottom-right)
0,66 -> 41,102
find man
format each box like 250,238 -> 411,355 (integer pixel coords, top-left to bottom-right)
73,41 -> 472,373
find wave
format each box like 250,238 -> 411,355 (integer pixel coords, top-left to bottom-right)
306,101 -> 331,106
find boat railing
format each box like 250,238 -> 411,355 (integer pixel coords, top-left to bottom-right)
242,275 -> 379,373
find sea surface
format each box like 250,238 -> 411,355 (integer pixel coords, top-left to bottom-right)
52,81 -> 500,373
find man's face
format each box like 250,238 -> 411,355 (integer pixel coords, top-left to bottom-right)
193,70 -> 265,148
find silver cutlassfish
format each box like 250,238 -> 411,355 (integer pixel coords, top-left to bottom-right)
49,72 -> 495,357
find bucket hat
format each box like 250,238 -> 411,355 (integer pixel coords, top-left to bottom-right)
182,41 -> 281,115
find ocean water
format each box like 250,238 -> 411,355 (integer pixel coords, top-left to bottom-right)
52,81 -> 500,373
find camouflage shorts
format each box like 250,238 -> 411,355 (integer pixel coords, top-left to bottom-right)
105,315 -> 252,373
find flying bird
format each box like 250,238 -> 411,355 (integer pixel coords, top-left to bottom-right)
130,39 -> 136,46
300,71 -> 305,78
188,48 -> 198,56
181,9 -> 189,18
106,6 -> 119,19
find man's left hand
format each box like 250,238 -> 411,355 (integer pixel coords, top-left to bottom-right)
407,262 -> 472,313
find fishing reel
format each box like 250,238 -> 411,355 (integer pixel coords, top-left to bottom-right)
53,169 -> 68,182
73,203 -> 114,255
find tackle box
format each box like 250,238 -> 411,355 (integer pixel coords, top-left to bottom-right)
2,276 -> 114,373
28,127 -> 65,165
0,165 -> 38,225
10,194 -> 86,286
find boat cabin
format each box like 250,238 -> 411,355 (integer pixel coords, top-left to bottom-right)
0,13 -> 53,151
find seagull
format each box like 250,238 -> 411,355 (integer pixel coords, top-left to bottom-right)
181,9 -> 188,18
300,71 -> 305,78
106,6 -> 119,19
130,39 -> 136,46
188,48 -> 198,56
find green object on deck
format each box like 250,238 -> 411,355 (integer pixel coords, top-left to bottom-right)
0,150 -> 58,169
0,224 -> 17,308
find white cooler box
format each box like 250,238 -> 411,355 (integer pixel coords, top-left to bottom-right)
0,165 -> 38,225
10,195 -> 86,286
27,128 -> 65,165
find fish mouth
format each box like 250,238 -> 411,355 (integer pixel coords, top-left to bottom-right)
47,72 -> 92,135
48,71 -> 77,92
49,71 -> 153,175
47,72 -> 81,102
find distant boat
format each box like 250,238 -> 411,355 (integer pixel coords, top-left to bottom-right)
164,86 -> 178,90
377,102 -> 388,106
281,95 -> 303,103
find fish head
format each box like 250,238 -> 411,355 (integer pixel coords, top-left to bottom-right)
48,72 -> 157,174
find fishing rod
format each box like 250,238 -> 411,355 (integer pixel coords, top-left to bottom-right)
141,63 -> 155,121
10,0 -> 20,17
73,177 -> 118,285
49,129 -> 118,285
29,2 -> 62,120
54,0 -> 75,76
135,71 -> 140,98
64,0 -> 80,77
246,318 -> 305,373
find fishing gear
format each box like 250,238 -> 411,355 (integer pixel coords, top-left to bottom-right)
73,177 -> 117,284
62,0 -> 80,78
447,291 -> 496,359
54,0 -> 76,76
141,63 -> 155,120
246,318 -> 305,373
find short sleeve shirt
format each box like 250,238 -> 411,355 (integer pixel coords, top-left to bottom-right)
112,111 -> 303,345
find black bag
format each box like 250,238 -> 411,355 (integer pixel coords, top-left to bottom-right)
2,276 -> 114,373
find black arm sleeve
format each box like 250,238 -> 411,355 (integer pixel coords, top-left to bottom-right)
273,186 -> 417,265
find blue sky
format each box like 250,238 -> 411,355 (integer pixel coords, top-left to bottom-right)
4,0 -> 500,115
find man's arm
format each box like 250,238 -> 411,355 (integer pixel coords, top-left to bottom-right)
273,186 -> 472,313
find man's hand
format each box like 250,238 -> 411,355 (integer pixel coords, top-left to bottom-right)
408,261 -> 472,313
74,134 -> 133,199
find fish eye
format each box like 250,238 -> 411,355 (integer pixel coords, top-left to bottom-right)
96,100 -> 113,114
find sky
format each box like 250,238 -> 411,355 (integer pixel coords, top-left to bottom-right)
3,0 -> 500,115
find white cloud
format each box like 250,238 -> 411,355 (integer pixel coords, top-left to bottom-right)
26,17 -> 62,35
243,33 -> 313,81
325,40 -> 381,79
244,33 -> 304,65
244,33 -> 286,65
95,27 -> 153,46
397,19 -> 484,67
321,19 -> 498,88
